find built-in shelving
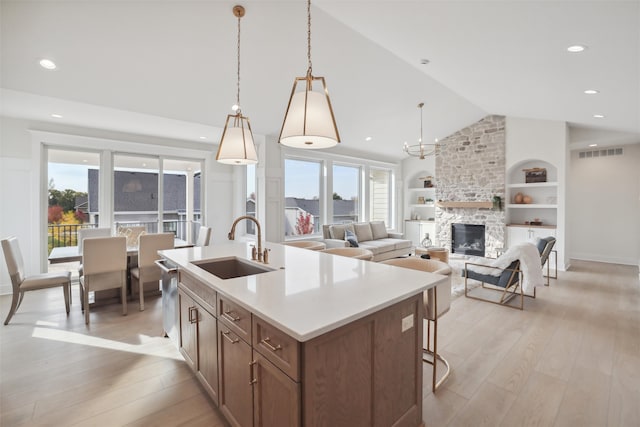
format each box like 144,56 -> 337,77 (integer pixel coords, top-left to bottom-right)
506,204 -> 557,209
507,181 -> 558,188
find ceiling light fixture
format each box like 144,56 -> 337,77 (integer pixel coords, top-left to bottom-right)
50,113 -> 63,118
403,103 -> 438,159
365,136 -> 372,141
593,114 -> 605,118
279,0 -> 340,149
567,45 -> 587,53
199,136 -> 207,140
589,144 -> 598,147
39,59 -> 57,69
584,89 -> 599,95
216,5 -> 258,165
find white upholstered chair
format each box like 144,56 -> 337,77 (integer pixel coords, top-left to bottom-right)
320,247 -> 374,260
282,241 -> 326,251
130,233 -> 174,311
77,227 -> 112,284
80,236 -> 127,325
195,226 -> 212,247
380,257 -> 452,392
2,237 -> 71,325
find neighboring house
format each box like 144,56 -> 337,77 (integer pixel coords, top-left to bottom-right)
87,169 -> 201,232
283,197 -> 357,236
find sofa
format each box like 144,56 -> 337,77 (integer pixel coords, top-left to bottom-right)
322,221 -> 413,262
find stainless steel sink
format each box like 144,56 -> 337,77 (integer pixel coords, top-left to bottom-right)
191,256 -> 274,280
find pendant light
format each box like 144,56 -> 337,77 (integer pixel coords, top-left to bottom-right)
403,102 -> 438,159
279,0 -> 340,149
216,5 -> 258,165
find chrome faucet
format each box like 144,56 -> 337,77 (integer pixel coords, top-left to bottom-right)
228,216 -> 263,263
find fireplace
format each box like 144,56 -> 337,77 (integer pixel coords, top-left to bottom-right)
451,223 -> 485,257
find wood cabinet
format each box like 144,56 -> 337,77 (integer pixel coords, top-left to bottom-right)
178,272 -> 219,405
178,270 -> 423,427
252,351 -> 301,427
218,324 -> 254,427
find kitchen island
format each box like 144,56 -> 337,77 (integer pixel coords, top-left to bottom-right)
159,241 -> 445,427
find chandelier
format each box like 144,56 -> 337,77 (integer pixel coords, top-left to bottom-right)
216,5 -> 258,165
279,0 -> 340,149
403,102 -> 438,159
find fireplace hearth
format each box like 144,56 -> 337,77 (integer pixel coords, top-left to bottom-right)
451,223 -> 485,257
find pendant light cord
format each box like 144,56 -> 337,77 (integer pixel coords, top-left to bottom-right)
307,0 -> 312,75
236,12 -> 241,110
418,102 -> 424,144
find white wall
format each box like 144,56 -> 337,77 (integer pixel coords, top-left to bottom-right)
568,142 -> 640,265
0,116 -> 234,293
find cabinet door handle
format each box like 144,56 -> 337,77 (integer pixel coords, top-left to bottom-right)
222,310 -> 240,322
249,360 -> 257,385
188,306 -> 198,324
260,337 -> 282,352
221,330 -> 239,344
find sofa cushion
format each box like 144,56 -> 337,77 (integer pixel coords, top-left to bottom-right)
329,224 -> 353,241
345,229 -> 359,247
358,241 -> 387,255
370,221 -> 388,240
354,222 -> 373,242
376,238 -> 412,250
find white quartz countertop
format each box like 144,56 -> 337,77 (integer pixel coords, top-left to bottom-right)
159,242 -> 445,342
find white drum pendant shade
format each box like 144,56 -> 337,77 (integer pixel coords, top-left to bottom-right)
216,115 -> 258,165
279,80 -> 340,149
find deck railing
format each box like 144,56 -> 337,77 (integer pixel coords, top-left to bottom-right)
48,220 -> 200,253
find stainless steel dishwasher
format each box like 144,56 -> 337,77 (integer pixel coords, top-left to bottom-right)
155,258 -> 179,347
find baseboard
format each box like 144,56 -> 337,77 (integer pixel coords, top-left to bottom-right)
570,253 -> 639,266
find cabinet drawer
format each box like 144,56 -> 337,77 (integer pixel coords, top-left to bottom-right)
253,316 -> 300,381
218,295 -> 251,343
179,271 -> 216,315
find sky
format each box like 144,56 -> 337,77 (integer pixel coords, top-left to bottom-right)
48,163 -> 91,192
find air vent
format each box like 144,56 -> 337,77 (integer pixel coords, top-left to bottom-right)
578,147 -> 623,159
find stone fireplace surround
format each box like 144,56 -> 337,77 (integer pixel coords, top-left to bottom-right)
435,115 -> 506,258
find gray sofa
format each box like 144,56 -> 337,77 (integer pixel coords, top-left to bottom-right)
322,221 -> 413,262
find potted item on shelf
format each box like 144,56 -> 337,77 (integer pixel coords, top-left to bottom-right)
425,198 -> 434,204
417,196 -> 425,204
419,176 -> 434,188
514,192 -> 524,204
530,218 -> 543,226
492,195 -> 502,210
522,195 -> 533,204
523,167 -> 547,183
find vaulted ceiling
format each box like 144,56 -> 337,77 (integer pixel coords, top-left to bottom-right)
1,1 -> 638,161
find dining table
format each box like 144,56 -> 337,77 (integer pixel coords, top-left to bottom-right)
48,238 -> 192,264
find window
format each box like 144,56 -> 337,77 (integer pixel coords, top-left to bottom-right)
162,158 -> 203,243
246,164 -> 257,234
113,154 -> 160,234
47,148 -> 100,260
332,164 -> 360,223
369,168 -> 392,225
284,158 -> 322,237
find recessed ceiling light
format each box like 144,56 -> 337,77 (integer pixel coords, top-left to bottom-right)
142,163 -> 147,167
567,45 -> 587,53
420,59 -> 430,65
82,159 -> 88,163
584,89 -> 599,95
589,144 -> 598,147
365,136 -> 372,141
199,136 -> 207,140
593,114 -> 605,118
39,59 -> 57,70
50,113 -> 63,118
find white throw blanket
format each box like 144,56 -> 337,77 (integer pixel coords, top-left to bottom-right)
467,243 -> 544,293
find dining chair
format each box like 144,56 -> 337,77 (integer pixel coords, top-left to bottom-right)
117,225 -> 146,247
196,226 -> 212,247
130,233 -> 174,311
80,236 -> 127,325
77,227 -> 111,286
380,257 -> 452,392
2,237 -> 71,325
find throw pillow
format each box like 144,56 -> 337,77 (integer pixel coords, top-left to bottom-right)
370,221 -> 388,240
345,229 -> 359,247
354,222 -> 373,242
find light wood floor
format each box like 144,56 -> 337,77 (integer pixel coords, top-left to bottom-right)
1,260 -> 638,426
